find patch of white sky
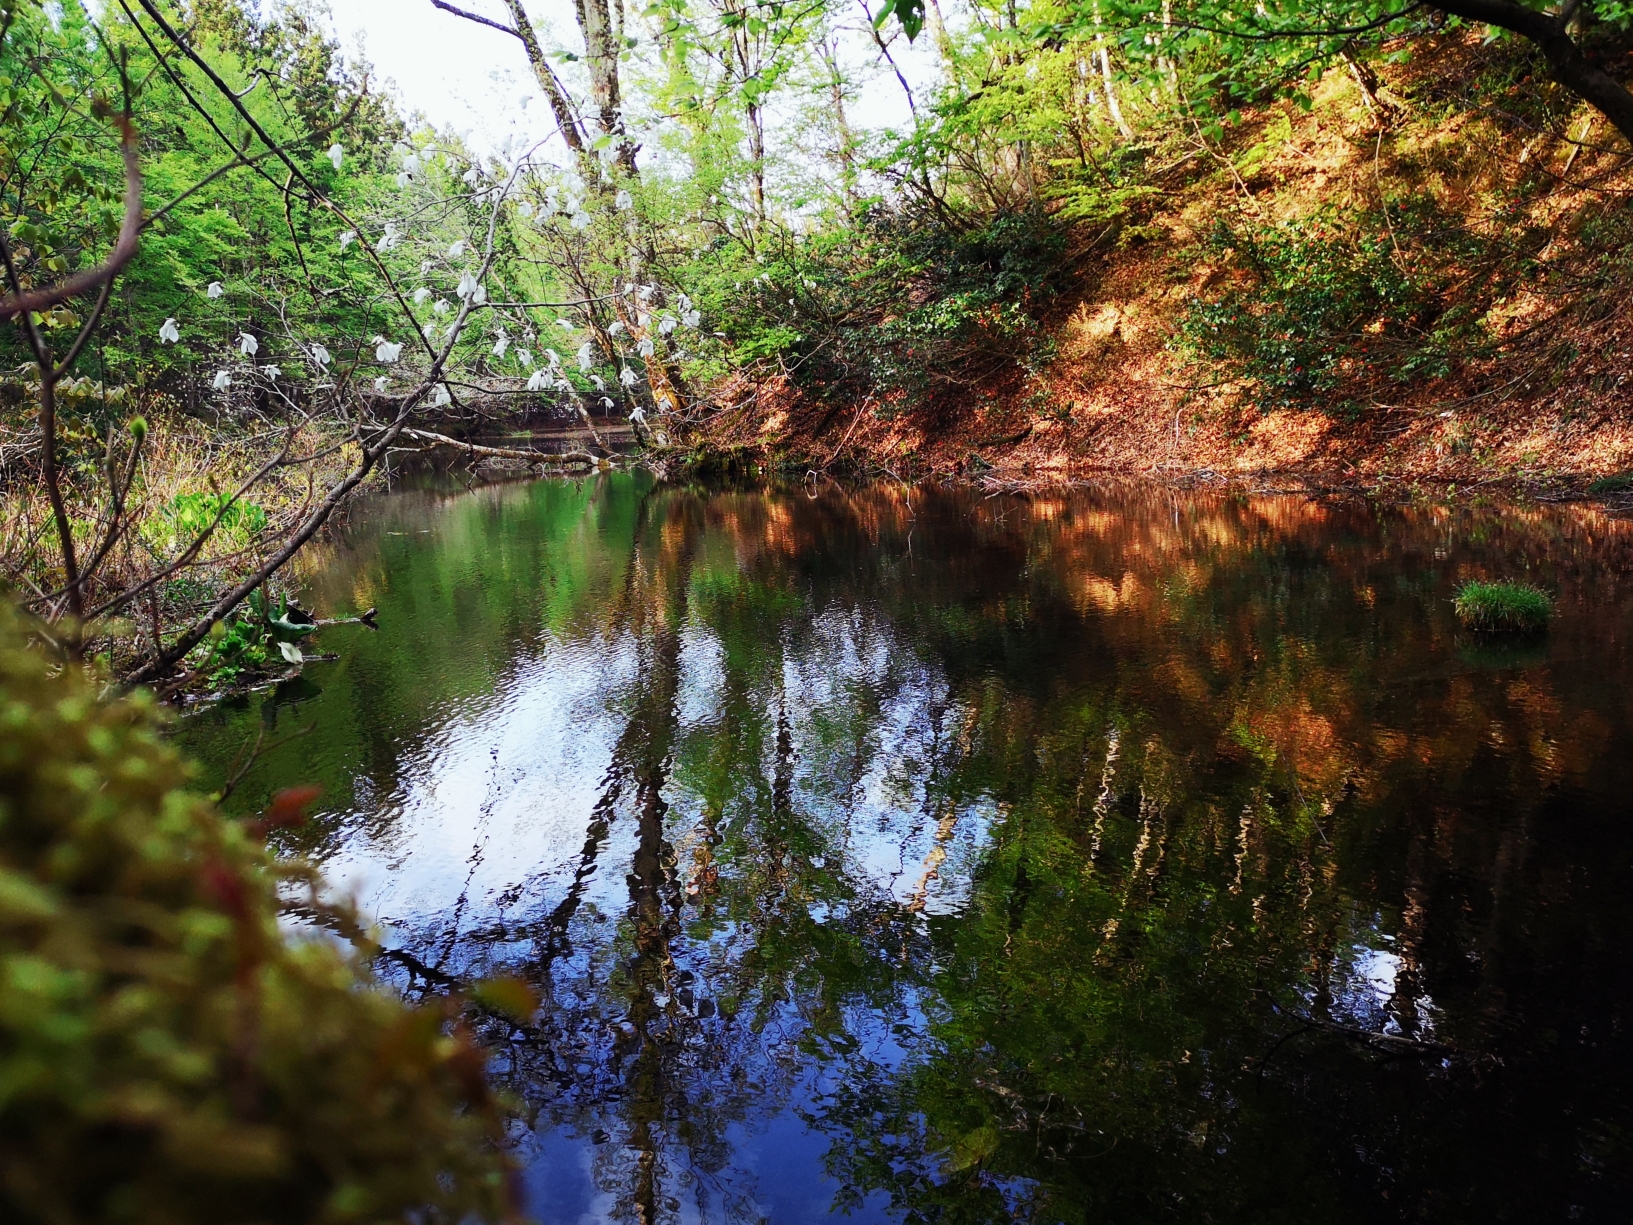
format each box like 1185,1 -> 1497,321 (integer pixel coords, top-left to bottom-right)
322,0 -> 943,197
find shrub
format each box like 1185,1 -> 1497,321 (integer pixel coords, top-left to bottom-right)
1179,201 -> 1538,408
692,206 -> 1067,400
1587,473 -> 1633,495
1452,581 -> 1553,632
0,605 -> 514,1225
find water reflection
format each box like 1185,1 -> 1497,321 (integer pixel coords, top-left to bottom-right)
181,476 -> 1633,1222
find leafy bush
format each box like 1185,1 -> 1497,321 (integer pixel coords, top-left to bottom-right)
1180,202 -> 1538,407
693,207 -> 1067,401
0,604 -> 514,1224
150,492 -> 270,555
1587,473 -> 1633,495
1453,580 -> 1553,632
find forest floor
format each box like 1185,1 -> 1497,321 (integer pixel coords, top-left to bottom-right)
691,36 -> 1633,497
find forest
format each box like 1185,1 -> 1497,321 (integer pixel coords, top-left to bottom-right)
0,0 -> 1629,681
3,0 -> 1633,1221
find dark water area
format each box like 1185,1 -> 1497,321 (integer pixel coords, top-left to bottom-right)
178,474 -> 1633,1223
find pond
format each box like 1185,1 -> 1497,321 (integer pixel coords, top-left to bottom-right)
179,474 -> 1633,1223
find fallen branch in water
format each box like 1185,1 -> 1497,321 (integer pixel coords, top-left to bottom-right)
399,427 -> 596,466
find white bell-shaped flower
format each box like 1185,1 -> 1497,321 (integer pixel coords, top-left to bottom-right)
395,171 -> 412,189
607,320 -> 626,336
590,374 -> 605,391
374,376 -> 389,392
238,333 -> 259,357
556,318 -> 575,331
526,368 -> 550,392
374,336 -> 403,363
419,259 -> 435,274
517,201 -> 535,219
619,366 -> 638,387
629,406 -> 648,429
433,299 -> 451,316
472,284 -> 487,306
638,284 -> 655,302
338,230 -> 357,250
327,143 -> 343,170
402,153 -> 420,175
677,292 -> 692,312
570,212 -> 591,230
615,189 -> 633,210
492,334 -> 509,358
517,350 -> 534,368
158,318 -> 180,344
601,396 -> 615,409
637,337 -> 655,357
311,344 -> 331,367
432,383 -> 452,407
682,309 -> 701,329
212,370 -> 231,390
261,365 -> 280,380
422,322 -> 439,341
448,240 -> 468,258
413,287 -> 432,305
461,166 -> 481,185
658,315 -> 678,335
456,271 -> 480,301
376,224 -> 401,252
577,341 -> 595,371
206,281 -> 225,299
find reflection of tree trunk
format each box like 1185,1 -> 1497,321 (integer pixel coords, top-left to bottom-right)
614,491 -> 702,1223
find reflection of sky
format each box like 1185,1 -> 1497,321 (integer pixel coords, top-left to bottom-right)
1324,940 -> 1439,1039
316,634 -> 638,946
291,564 -> 991,1221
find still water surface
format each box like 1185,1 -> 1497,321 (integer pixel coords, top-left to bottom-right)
180,474 -> 1633,1223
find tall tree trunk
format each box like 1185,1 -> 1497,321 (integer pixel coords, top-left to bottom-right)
747,101 -> 767,224
572,0 -> 639,171
433,1 -> 588,154
1099,41 -> 1134,139
820,36 -> 861,208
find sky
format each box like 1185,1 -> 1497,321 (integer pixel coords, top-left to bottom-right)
322,0 -> 934,165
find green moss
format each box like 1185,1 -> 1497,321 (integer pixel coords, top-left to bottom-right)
0,605 -> 511,1224
1452,581 -> 1553,633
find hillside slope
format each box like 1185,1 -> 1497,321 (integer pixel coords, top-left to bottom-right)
696,35 -> 1633,493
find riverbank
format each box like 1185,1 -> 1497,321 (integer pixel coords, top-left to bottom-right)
686,34 -> 1633,495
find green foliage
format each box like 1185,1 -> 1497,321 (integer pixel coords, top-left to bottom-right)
1179,202 -> 1534,407
0,604 -> 512,1224
698,209 -> 1067,400
1452,580 -> 1553,632
1587,473 -> 1633,495
152,492 -> 269,554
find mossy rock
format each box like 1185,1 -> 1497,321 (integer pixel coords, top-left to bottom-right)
0,606 -> 512,1224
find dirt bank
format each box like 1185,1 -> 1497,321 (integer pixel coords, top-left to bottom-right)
691,35 -> 1633,496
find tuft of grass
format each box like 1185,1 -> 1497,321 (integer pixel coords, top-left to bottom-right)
1587,473 -> 1633,495
1453,581 -> 1553,632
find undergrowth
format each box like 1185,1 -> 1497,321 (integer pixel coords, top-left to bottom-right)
1179,198 -> 1545,409
696,208 -> 1069,405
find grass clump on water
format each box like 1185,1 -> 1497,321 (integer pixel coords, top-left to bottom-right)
1453,581 -> 1553,632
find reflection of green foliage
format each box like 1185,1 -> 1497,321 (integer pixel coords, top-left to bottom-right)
0,607 -> 508,1225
